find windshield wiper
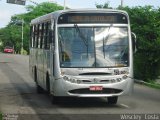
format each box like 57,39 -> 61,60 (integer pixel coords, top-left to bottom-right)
104,25 -> 112,45
103,37 -> 105,58
103,25 -> 113,59
74,24 -> 88,47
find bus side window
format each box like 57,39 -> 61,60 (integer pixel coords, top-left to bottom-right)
43,23 -> 47,49
32,25 -> 35,48
30,26 -> 33,48
38,24 -> 44,49
34,25 -> 37,48
37,24 -> 41,48
41,23 -> 44,49
44,22 -> 48,49
44,22 -> 51,50
51,21 -> 55,46
47,22 -> 51,49
34,24 -> 39,48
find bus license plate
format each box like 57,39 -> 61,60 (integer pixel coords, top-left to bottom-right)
89,86 -> 103,91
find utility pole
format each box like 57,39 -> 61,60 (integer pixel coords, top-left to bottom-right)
21,19 -> 24,54
63,0 -> 66,10
121,0 -> 124,7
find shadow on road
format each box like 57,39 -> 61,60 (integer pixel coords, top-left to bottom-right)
49,97 -> 122,108
0,62 -> 127,120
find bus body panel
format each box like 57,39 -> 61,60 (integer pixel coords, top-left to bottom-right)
29,9 -> 134,99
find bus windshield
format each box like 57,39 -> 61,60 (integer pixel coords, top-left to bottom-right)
58,26 -> 129,68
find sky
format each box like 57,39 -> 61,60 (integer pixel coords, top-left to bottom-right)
0,0 -> 160,28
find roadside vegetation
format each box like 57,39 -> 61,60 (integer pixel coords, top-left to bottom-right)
145,81 -> 160,89
0,2 -> 159,83
0,2 -> 63,53
96,3 -> 160,85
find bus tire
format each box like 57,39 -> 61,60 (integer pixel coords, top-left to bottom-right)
46,73 -> 50,94
107,96 -> 118,104
36,85 -> 44,94
50,95 -> 59,104
34,67 -> 37,83
34,68 -> 44,94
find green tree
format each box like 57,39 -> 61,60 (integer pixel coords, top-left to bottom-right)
96,2 -> 112,9
0,2 -> 64,54
96,3 -> 160,81
121,6 -> 160,80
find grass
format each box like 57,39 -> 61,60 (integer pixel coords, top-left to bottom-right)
0,113 -> 2,120
143,80 -> 160,89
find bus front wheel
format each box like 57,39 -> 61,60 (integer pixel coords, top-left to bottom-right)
107,96 -> 118,104
50,95 -> 59,104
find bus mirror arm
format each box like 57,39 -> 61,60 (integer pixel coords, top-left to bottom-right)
131,32 -> 137,53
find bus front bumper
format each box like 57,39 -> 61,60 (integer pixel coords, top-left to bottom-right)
52,77 -> 133,97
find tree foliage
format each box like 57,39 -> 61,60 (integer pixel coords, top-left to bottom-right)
0,2 -> 63,53
95,2 -> 112,9
96,3 -> 160,80
121,6 -> 160,80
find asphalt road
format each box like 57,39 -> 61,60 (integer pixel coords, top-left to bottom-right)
0,53 -> 160,120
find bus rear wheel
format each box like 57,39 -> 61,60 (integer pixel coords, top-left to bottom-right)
36,85 -> 44,94
107,96 -> 118,104
34,68 -> 44,94
46,73 -> 50,94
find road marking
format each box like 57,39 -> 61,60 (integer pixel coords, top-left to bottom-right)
120,103 -> 130,108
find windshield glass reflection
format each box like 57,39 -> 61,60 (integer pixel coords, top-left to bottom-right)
58,27 -> 129,68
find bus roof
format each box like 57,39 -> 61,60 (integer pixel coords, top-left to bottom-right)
30,9 -> 128,25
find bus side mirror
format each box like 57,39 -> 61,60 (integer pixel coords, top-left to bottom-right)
131,32 -> 137,53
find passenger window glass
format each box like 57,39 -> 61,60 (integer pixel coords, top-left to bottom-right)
44,22 -> 51,50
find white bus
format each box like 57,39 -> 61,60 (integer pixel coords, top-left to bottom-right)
29,9 -> 135,104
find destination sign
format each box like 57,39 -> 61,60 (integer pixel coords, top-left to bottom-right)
58,13 -> 128,24
68,15 -> 116,23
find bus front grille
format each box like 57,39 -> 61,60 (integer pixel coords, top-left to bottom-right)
68,88 -> 123,94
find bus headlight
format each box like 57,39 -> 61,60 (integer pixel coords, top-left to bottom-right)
110,78 -> 123,83
111,79 -> 116,83
70,78 -> 77,83
122,75 -> 128,79
77,80 -> 81,84
63,76 -> 69,81
116,78 -> 122,82
63,76 -> 78,83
